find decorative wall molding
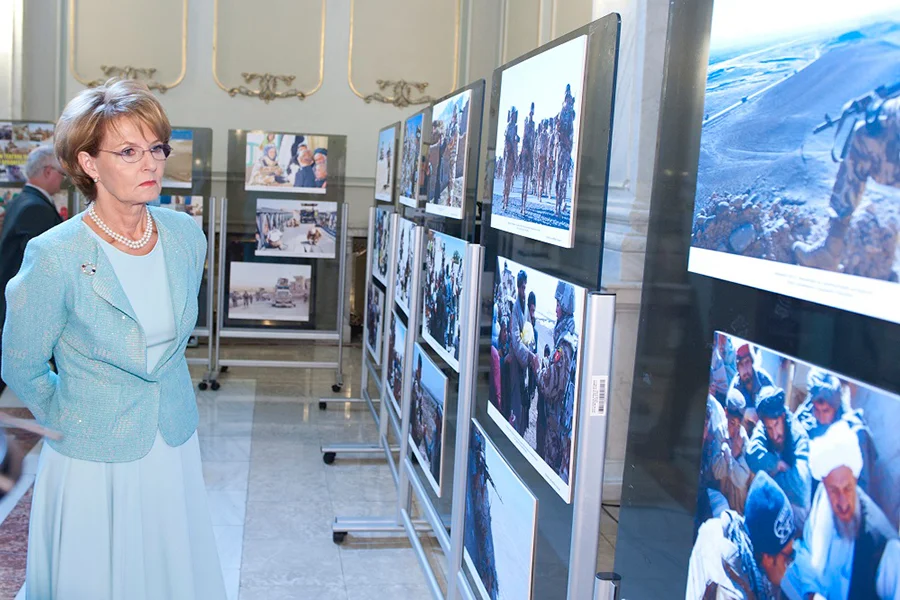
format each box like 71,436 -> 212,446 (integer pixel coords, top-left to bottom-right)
348,0 -> 460,107
68,0 -> 188,91
211,0 -> 326,102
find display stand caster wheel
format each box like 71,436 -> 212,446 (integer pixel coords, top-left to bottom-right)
331,384 -> 341,393
220,366 -> 229,373
198,381 -> 208,391
333,531 -> 347,545
319,401 -> 327,410
210,381 -> 221,391
323,452 -> 336,465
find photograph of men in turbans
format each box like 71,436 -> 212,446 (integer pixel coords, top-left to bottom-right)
399,113 -> 425,207
688,1 -> 900,324
487,257 -> 586,502
409,344 -> 448,495
687,332 -> 899,599
424,90 -> 472,220
385,311 -> 407,416
372,208 -> 393,286
421,230 -> 466,372
375,124 -> 398,203
244,131 -> 328,194
463,419 -> 538,600
365,281 -> 385,365
490,35 -> 587,248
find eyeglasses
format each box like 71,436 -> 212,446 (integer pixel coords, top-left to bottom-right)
98,143 -> 172,164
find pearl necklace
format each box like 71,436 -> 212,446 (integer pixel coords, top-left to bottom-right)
88,203 -> 154,250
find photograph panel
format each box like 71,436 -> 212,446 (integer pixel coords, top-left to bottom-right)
375,125 -> 397,203
409,343 -> 448,495
227,261 -> 311,323
490,35 -> 588,248
245,131 -> 329,194
254,199 -> 337,259
372,208 -> 393,286
463,419 -> 537,600
394,217 -> 416,317
421,230 -> 467,372
152,195 -> 203,228
686,330 -> 900,599
399,113 -> 425,207
687,2 -> 900,323
486,255 -> 587,502
0,121 -> 54,183
365,281 -> 385,365
424,90 -> 472,220
385,310 -> 407,416
163,129 -> 193,189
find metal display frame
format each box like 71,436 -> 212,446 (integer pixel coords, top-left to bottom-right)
210,199 -> 349,387
190,195 -> 218,389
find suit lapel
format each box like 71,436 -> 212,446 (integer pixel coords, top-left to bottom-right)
88,233 -> 139,322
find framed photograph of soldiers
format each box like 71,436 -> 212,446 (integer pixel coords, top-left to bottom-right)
244,131 -> 328,194
254,199 -> 337,259
490,35 -> 588,248
0,121 -> 54,183
398,112 -> 425,208
687,2 -> 900,324
487,256 -> 587,502
372,207 -> 393,286
463,418 -> 538,600
162,129 -> 193,189
151,195 -> 203,228
687,330 -> 900,599
409,343 -> 448,496
226,261 -> 311,323
394,217 -> 416,317
385,310 -> 407,416
421,230 -> 466,372
375,124 -> 398,203
424,89 -> 472,220
365,281 -> 385,365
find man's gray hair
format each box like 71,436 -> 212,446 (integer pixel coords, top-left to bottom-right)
24,145 -> 61,180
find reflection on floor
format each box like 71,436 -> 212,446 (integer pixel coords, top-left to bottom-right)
0,345 -> 618,599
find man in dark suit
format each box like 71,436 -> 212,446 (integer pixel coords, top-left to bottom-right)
0,145 -> 65,388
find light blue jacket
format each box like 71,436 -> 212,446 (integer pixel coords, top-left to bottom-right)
1,206 -> 205,462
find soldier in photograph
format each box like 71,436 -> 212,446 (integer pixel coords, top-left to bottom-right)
518,103 -> 536,215
447,105 -> 460,198
502,108 -> 519,211
536,120 -> 550,200
555,84 -> 577,215
465,429 -> 500,599
730,343 -> 775,430
747,387 -> 812,530
547,116 -> 558,201
508,270 -> 533,436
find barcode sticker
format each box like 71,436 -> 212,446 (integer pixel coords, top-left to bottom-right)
591,376 -> 609,417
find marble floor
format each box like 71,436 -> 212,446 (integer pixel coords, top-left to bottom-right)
0,344 -> 618,599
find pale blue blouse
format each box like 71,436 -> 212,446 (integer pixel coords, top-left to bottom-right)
84,222 -> 177,373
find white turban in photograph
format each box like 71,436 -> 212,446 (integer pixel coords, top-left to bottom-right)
808,420 -> 862,481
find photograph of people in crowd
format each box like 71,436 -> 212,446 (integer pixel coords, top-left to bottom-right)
487,256 -> 586,502
409,344 -> 447,495
372,208 -> 392,286
385,311 -> 407,416
365,281 -> 385,365
421,230 -> 465,372
394,217 -> 416,317
245,132 -> 328,194
687,332 -> 899,599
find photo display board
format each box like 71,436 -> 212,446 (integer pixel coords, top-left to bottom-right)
375,123 -> 399,204
386,309 -> 407,416
365,279 -> 385,365
687,4 -> 900,324
398,110 -> 428,208
163,127 -> 213,198
421,229 -> 467,372
409,342 -> 449,495
424,89 -> 473,220
0,121 -> 53,183
224,130 -> 346,331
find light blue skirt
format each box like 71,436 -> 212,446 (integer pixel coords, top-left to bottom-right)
25,430 -> 226,600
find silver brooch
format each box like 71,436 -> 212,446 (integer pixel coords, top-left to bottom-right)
81,262 -> 97,276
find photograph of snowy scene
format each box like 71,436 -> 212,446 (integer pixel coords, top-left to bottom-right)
254,199 -> 337,259
491,35 -> 587,248
424,90 -> 472,219
688,1 -> 900,323
409,343 -> 448,495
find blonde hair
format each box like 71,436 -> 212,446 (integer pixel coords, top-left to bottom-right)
54,79 -> 171,201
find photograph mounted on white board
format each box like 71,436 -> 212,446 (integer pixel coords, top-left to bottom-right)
365,281 -> 385,365
372,208 -> 393,286
421,230 -> 466,372
385,311 -> 407,416
227,262 -> 311,323
151,195 -> 203,228
487,256 -> 587,502
0,122 -> 54,183
424,89 -> 472,220
162,129 -> 193,189
398,113 -> 425,207
464,419 -> 538,600
375,125 -> 397,203
409,343 -> 448,496
394,217 -> 416,317
490,35 -> 588,248
254,199 -> 337,259
245,132 -> 328,194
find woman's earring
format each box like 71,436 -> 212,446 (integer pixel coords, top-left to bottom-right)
93,177 -> 99,183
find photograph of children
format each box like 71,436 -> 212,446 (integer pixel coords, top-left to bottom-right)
424,90 -> 472,219
463,419 -> 538,600
409,343 -> 448,496
365,281 -> 385,365
227,261 -> 311,322
398,113 -> 425,207
487,256 -> 586,502
686,331 -> 900,600
254,199 -> 337,259
375,125 -> 397,203
385,310 -> 407,416
151,195 -> 203,228
0,122 -> 54,183
688,2 -> 900,324
162,129 -> 193,189
421,230 -> 466,372
244,132 -> 328,194
372,208 -> 393,286
490,35 -> 587,248
394,217 -> 416,317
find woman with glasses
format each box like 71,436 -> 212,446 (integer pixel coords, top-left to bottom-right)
1,79 -> 225,599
